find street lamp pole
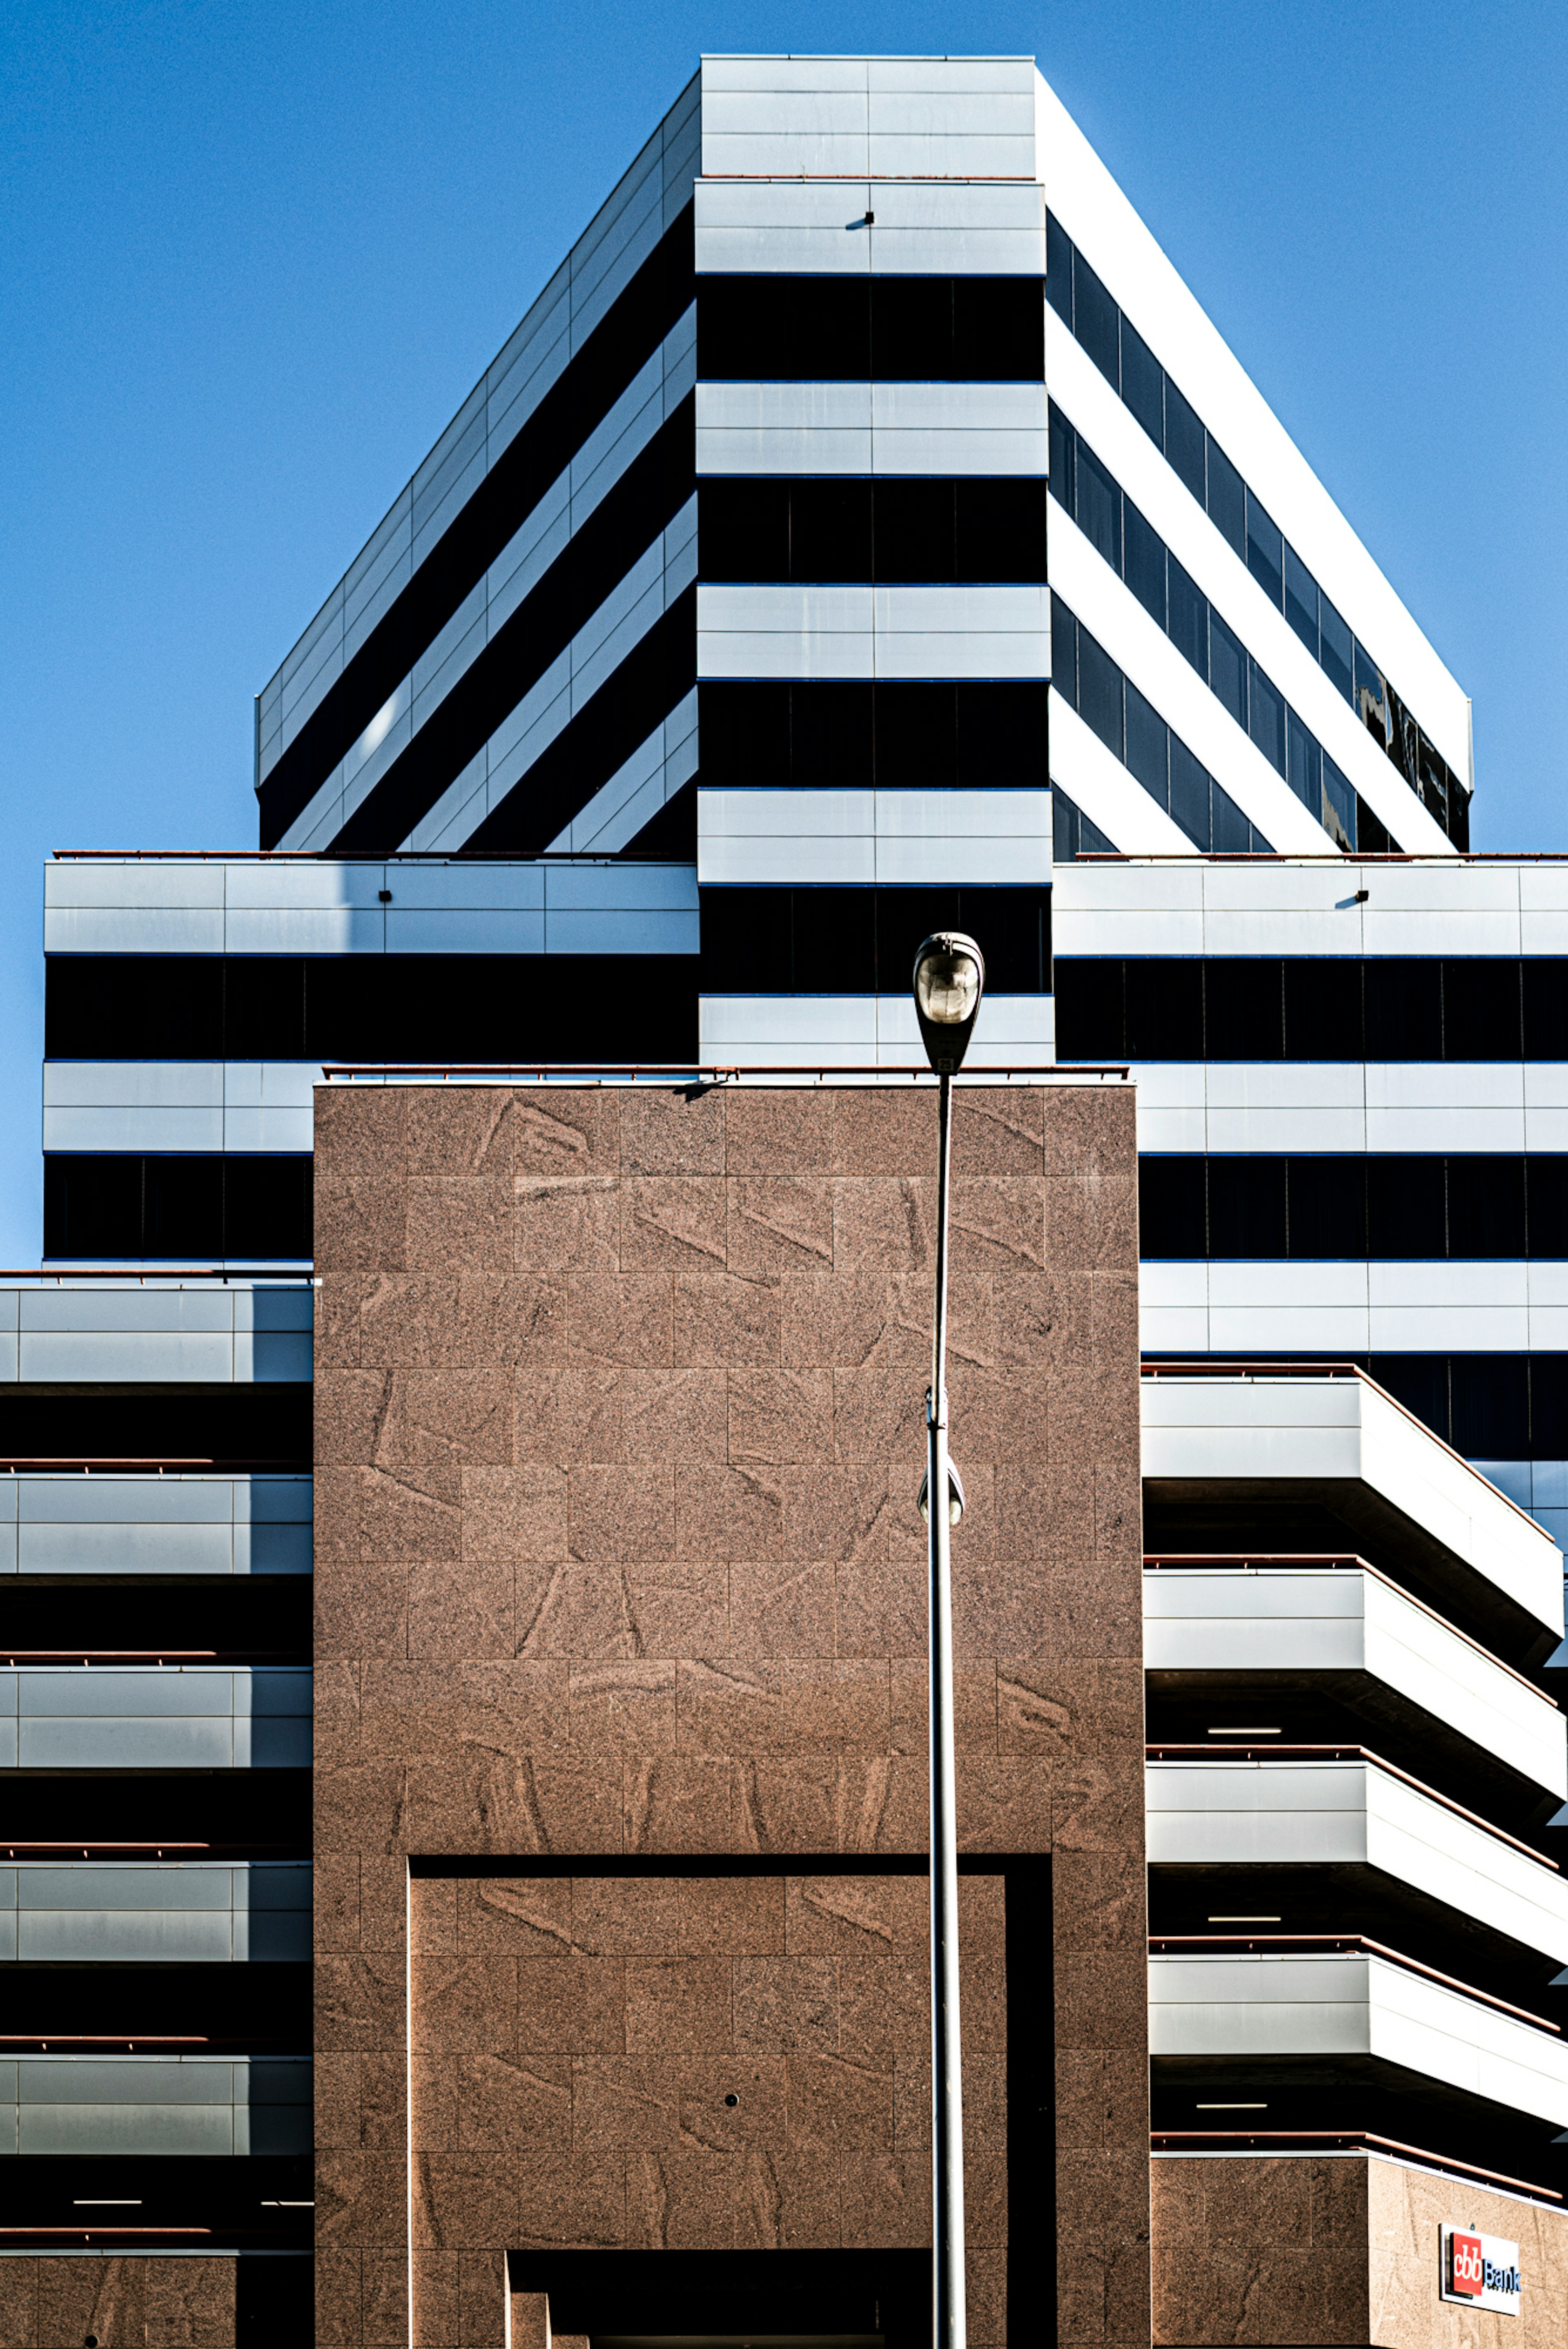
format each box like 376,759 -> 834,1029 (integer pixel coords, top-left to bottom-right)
911,932 -> 986,2349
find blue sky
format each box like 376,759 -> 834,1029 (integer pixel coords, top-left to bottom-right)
2,0 -> 1563,1261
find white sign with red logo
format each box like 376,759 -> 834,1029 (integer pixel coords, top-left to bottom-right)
1440,2225 -> 1523,2315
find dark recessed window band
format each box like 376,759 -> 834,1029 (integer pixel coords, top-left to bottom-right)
330,414 -> 695,852
1045,212 -> 1465,848
1145,1351 -> 1568,1467
45,953 -> 700,1063
1051,408 -> 1394,856
1051,593 -> 1273,856
699,884 -> 1051,996
696,274 -> 1044,383
1052,786 -> 1113,862
1138,1154 -> 1568,1262
1056,955 -> 1561,1062
258,204 -> 697,848
698,477 -> 1047,584
699,681 -> 1047,793
44,1157 -> 313,1262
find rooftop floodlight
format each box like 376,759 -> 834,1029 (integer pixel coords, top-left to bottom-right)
912,932 -> 985,1075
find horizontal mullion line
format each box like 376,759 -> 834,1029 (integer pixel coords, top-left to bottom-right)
327,405 -> 695,853
257,204 -> 695,848
461,587 -> 699,853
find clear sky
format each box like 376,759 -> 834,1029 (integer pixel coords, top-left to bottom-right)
2,0 -> 1563,1262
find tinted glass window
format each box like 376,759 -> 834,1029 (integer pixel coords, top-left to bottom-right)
1210,785 -> 1253,856
871,479 -> 948,581
1450,1355 -> 1530,1456
1164,377 -> 1205,504
951,277 -> 1044,379
1367,1157 -> 1446,1258
1287,1158 -> 1366,1258
795,682 -> 873,789
1365,960 -> 1443,1059
983,889 -> 1051,992
793,480 -> 874,580
1208,1157 -> 1287,1256
1373,1355 -> 1450,1444
1284,545 -> 1319,655
1123,499 -> 1166,626
1045,212 -> 1074,323
1167,739 -> 1211,850
701,683 -> 785,788
1071,251 -> 1119,387
797,887 -> 877,991
1523,961 -> 1568,1061
1048,405 -> 1075,511
1527,1159 -> 1568,1260
1283,957 -> 1363,1059
956,478 -> 1047,582
1206,961 -> 1284,1060
1442,960 -> 1521,1061
1078,628 -> 1124,757
1124,680 -> 1169,803
876,684 -> 954,790
699,276 -> 870,378
1051,595 -> 1078,706
1125,960 -> 1203,1058
1286,710 -> 1321,813
1320,595 -> 1354,702
1248,660 -> 1286,776
1448,1155 -> 1526,1258
955,684 -> 1049,790
1245,496 -> 1284,607
1054,960 -> 1124,1057
1354,639 -> 1387,741
1531,1355 -> 1568,1454
699,480 -> 786,580
1167,557 -> 1207,677
1139,1157 -> 1207,1256
1321,755 -> 1356,851
871,277 -> 945,377
1209,611 -> 1247,727
1075,440 -> 1121,571
1205,439 -> 1245,559
1120,315 -> 1163,442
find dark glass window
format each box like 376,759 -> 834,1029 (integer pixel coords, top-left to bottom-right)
1532,1357 -> 1568,1455
869,277 -> 942,379
1286,710 -> 1321,813
700,479 -> 790,580
701,683 -> 787,788
1051,594 -> 1079,706
1078,628 -> 1124,757
1356,797 -> 1393,856
1284,545 -> 1319,655
1365,960 -> 1443,1060
1366,1157 -> 1446,1258
1523,961 -> 1568,1061
1450,1356 -> 1530,1457
796,886 -> 878,991
794,682 -> 874,789
1072,250 -> 1120,387
1321,754 -> 1356,852
1125,959 -> 1204,1058
1120,316 -> 1163,443
1248,660 -> 1286,777
955,684 -> 1049,790
792,480 -> 874,580
956,478 -> 1047,582
1167,739 -> 1211,851
1164,377 -> 1206,504
698,275 -> 870,378
1527,1159 -> 1568,1260
1075,440 -> 1121,571
1123,499 -> 1166,627
1320,595 -> 1354,703
1205,440 -> 1245,559
1373,1356 -> 1450,1445
1287,1158 -> 1367,1258
1045,212 -> 1074,323
1054,958 -> 1123,1055
700,888 -> 793,992
1139,1157 -> 1207,1256
1283,956 -> 1363,1059
1443,960 -> 1522,1062
951,276 -> 1045,379
1124,680 -> 1169,803
43,1156 -> 311,1262
1206,961 -> 1284,1059
1167,556 -> 1207,677
1208,1157 -> 1287,1257
983,889 -> 1051,991
1209,611 -> 1247,728
1210,784 -> 1254,855
1051,787 -> 1114,864
1448,1156 -> 1526,1258
1049,403 -> 1075,512
1245,495 -> 1284,608
1354,640 -> 1388,744
876,684 -> 954,790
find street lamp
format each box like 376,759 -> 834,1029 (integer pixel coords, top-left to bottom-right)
911,930 -> 984,2349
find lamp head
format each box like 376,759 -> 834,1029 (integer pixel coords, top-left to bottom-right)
912,931 -> 985,1074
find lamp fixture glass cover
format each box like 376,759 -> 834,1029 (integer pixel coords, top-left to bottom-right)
913,932 -> 985,1073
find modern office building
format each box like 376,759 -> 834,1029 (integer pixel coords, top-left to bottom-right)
8,49 -> 1567,2349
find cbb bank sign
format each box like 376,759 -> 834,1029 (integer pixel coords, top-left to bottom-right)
1440,2224 -> 1523,2316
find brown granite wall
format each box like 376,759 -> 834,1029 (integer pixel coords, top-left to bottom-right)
309,1080 -> 1146,2349
1152,2155 -> 1568,2349
0,2256 -> 236,2347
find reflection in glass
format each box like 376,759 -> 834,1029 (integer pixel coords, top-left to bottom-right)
1245,494 -> 1284,607
1285,545 -> 1319,656
1123,499 -> 1166,627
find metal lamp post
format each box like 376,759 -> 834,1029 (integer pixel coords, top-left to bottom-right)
911,930 -> 985,2349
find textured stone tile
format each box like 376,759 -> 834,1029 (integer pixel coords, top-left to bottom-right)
621,1177 -> 727,1270
459,1660 -> 571,1754
950,1176 -> 1046,1270
316,1952 -> 407,2053
624,1957 -> 733,2052
620,1086 -> 725,1175
622,1757 -> 737,1854
1045,1173 -> 1138,1273
455,1874 -> 570,1955
405,1086 -> 520,1176
317,1176 -> 409,1274
411,1957 -> 518,2054
780,1271 -> 893,1367
676,1658 -> 783,1754
513,1177 -> 619,1271
359,1462 -> 463,1562
516,1954 -> 626,2052
727,1178 -> 834,1276
678,1874 -> 787,1957
1041,1084 -> 1136,1180
567,1466 -> 675,1563
625,2144 -> 738,2249
406,1176 -> 513,1274
316,1368 -> 393,1467
512,1089 -> 620,1177
357,1272 -> 463,1369
314,2249 -> 362,2346
315,1762 -> 409,1856
512,2152 -> 627,2248
950,1085 -> 1045,1174
732,1957 -> 838,2053
515,1365 -> 625,1466
318,1083 -> 407,1176
727,1558 -> 836,1658
571,2055 -> 681,2150
622,1369 -> 728,1463
673,1271 -> 781,1366
834,1555 -> 925,1657
317,2151 -> 410,2248
568,1660 -> 677,1749
461,1465 -> 568,1567
728,1368 -> 833,1465
831,1090 -> 938,1177
377,1369 -> 516,1467
414,2152 -> 516,2251
566,1272 -> 673,1367
838,2148 -> 931,2246
831,1365 -> 926,1466
458,1273 -> 569,1368
408,1556 -> 515,1659
786,2046 -> 894,2151
317,1271 -> 370,1368
725,1088 -> 835,1176
832,1178 -> 934,1275
359,1661 -> 460,1760
675,1465 -> 783,1561
734,2145 -> 842,2248
452,2052 -> 573,2152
